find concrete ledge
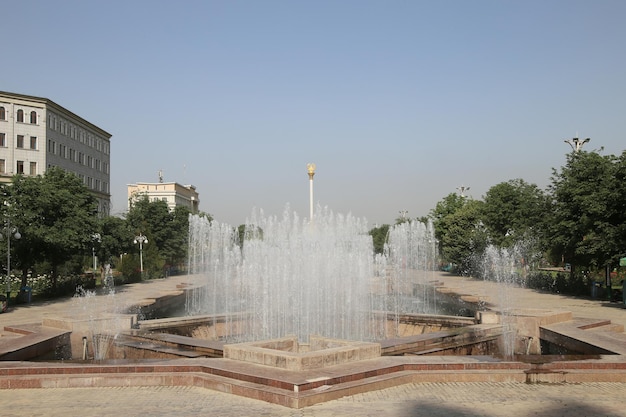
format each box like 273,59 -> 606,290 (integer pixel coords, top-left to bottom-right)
223,336 -> 381,371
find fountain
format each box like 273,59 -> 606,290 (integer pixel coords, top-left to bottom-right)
476,242 -> 544,357
3,169 -> 626,409
185,205 -> 441,344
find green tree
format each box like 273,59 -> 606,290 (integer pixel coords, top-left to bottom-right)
369,224 -> 390,255
482,179 -> 548,248
98,215 -> 134,267
5,168 -> 99,290
547,150 -> 625,270
429,193 -> 474,265
439,199 -> 487,274
125,196 -> 193,277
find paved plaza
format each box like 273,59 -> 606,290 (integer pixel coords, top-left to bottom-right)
1,382 -> 626,416
1,272 -> 626,416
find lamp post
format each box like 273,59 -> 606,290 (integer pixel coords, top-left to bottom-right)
91,233 -> 101,272
457,185 -> 470,197
307,163 -> 316,221
564,137 -> 590,153
133,233 -> 148,274
2,217 -> 20,306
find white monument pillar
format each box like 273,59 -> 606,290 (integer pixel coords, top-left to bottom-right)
307,163 -> 316,221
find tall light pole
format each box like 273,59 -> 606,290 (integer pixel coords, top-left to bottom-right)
133,233 -> 148,274
307,163 -> 316,221
91,233 -> 101,272
2,204 -> 20,307
457,185 -> 470,197
564,137 -> 590,152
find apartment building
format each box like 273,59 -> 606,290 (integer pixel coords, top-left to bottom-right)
0,91 -> 112,215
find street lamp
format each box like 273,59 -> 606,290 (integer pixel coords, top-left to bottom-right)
457,185 -> 470,197
1,218 -> 20,306
91,233 -> 101,272
564,137 -> 590,153
133,233 -> 148,273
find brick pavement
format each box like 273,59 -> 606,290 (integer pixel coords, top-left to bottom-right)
1,382 -> 625,416
2,272 -> 626,415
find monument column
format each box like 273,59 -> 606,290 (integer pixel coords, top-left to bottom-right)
307,163 -> 316,221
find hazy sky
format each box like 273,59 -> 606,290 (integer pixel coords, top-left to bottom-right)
3,1 -> 625,226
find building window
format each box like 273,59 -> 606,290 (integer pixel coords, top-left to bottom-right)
48,139 -> 57,154
0,107 -> 5,121
29,162 -> 36,175
0,159 -> 5,173
30,111 -> 37,124
17,109 -> 24,123
16,160 -> 24,174
30,136 -> 37,150
0,133 -> 5,147
16,135 -> 24,148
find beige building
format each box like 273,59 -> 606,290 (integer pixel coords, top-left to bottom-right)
0,91 -> 112,215
127,180 -> 200,213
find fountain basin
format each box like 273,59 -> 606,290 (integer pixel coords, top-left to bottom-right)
223,335 -> 381,371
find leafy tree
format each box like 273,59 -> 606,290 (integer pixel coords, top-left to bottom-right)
98,215 -> 134,267
429,193 -> 474,264
125,196 -> 192,277
369,224 -> 390,255
547,150 -> 625,270
482,179 -> 548,248
5,168 -> 99,290
395,213 -> 410,224
439,199 -> 487,274
163,205 -> 191,270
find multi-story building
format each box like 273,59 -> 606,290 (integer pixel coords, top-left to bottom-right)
128,175 -> 200,214
0,91 -> 112,215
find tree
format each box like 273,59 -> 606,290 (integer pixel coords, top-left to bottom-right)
482,179 -> 548,248
429,193 -> 474,265
98,215 -> 134,267
5,168 -> 99,290
547,150 -> 624,270
163,205 -> 191,270
125,196 -> 193,277
369,224 -> 390,255
439,199 -> 487,274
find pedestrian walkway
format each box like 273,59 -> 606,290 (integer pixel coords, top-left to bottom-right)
1,382 -> 625,416
2,272 -> 626,416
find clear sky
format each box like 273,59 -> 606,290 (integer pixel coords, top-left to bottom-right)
3,1 -> 625,227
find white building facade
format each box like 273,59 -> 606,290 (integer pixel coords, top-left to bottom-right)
128,181 -> 200,214
0,91 -> 112,215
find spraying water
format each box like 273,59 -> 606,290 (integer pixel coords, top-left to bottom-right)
187,206 -> 438,342
477,242 -> 531,357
